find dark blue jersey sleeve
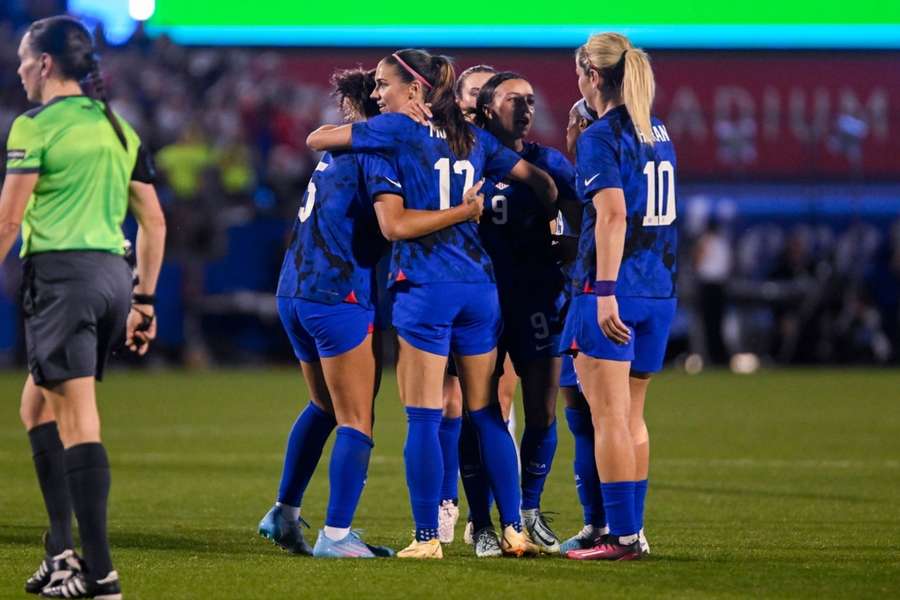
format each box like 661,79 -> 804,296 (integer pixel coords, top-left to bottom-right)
476,127 -> 521,183
576,123 -> 621,200
543,147 -> 578,202
360,153 -> 404,199
351,113 -> 415,153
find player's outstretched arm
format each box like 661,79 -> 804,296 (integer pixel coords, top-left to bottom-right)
0,172 -> 37,262
306,124 -> 353,152
373,181 -> 484,241
507,159 -> 558,218
126,180 -> 166,354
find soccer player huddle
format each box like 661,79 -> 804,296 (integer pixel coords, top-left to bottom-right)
7,21 -> 678,598
262,31 -> 678,561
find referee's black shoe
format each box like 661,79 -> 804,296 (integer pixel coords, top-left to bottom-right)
40,570 -> 122,600
25,534 -> 81,594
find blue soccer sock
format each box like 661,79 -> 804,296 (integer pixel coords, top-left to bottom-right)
438,416 -> 462,503
277,402 -> 336,507
468,405 -> 522,530
459,413 -> 493,530
404,407 -> 443,542
324,426 -> 374,529
565,407 -> 605,527
601,481 -> 638,538
520,420 -> 558,510
635,479 -> 649,532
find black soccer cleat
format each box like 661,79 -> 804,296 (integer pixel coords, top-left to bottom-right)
40,570 -> 122,599
26,537 -> 82,595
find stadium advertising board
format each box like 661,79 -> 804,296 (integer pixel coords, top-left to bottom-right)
275,51 -> 900,180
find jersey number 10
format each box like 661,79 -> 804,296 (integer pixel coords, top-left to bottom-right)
642,160 -> 676,227
435,158 -> 475,210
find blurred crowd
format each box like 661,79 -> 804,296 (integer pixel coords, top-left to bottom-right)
0,15 -> 898,367
680,196 -> 900,366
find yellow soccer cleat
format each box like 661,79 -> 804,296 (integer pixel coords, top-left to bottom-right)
500,525 -> 541,557
397,538 -> 443,559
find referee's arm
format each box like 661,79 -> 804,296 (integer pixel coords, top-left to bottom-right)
126,180 -> 166,354
0,172 -> 37,261
128,180 -> 166,298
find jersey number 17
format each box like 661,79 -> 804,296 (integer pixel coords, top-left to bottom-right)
435,158 -> 475,210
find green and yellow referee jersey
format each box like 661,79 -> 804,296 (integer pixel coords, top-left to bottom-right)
4,94 -> 152,257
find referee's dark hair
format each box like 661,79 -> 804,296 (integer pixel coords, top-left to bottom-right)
27,16 -> 127,149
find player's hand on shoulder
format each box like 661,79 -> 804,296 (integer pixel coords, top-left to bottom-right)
596,295 -> 631,345
462,179 -> 485,222
399,100 -> 432,125
126,304 -> 157,356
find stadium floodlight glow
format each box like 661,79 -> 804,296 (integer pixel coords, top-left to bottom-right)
141,0 -> 900,48
68,0 -> 138,45
129,0 -> 156,21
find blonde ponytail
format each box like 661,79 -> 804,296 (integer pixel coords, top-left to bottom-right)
580,32 -> 657,145
621,48 -> 655,145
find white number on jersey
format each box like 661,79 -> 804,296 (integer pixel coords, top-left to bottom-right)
299,160 -> 329,223
298,182 -> 316,223
642,160 -> 676,227
434,158 -> 475,210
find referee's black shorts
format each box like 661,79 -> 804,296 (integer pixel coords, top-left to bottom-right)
21,251 -> 132,386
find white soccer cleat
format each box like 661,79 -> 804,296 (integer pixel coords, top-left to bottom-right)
438,500 -> 460,544
463,520 -> 475,545
638,528 -> 650,555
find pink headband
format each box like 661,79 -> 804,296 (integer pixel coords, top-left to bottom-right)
392,53 -> 433,90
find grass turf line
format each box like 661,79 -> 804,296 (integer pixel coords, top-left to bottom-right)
0,369 -> 898,599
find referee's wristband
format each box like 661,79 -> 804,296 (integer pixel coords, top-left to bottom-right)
593,280 -> 616,296
132,293 -> 156,306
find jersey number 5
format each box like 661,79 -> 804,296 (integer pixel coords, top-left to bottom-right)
642,160 -> 676,227
298,182 -> 316,223
435,158 -> 475,210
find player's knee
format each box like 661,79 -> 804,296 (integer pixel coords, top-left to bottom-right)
56,419 -> 101,447
628,418 -> 648,444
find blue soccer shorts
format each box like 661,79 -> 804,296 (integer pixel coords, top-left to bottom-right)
392,281 -> 501,357
278,297 -> 374,363
559,294 -> 677,374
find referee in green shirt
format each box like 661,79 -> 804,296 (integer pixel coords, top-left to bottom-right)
0,16 -> 166,599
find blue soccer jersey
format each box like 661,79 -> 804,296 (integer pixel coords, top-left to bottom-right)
573,106 -> 677,298
480,141 -> 578,289
351,113 -> 521,285
276,151 -> 400,308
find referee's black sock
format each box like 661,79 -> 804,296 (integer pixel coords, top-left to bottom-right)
28,422 -> 74,555
65,443 -> 114,579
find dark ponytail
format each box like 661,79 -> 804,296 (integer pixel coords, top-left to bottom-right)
386,49 -> 474,158
27,16 -> 127,149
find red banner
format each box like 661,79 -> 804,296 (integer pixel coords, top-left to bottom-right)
280,50 -> 900,179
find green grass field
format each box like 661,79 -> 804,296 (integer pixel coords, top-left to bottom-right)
1,369 -> 898,599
